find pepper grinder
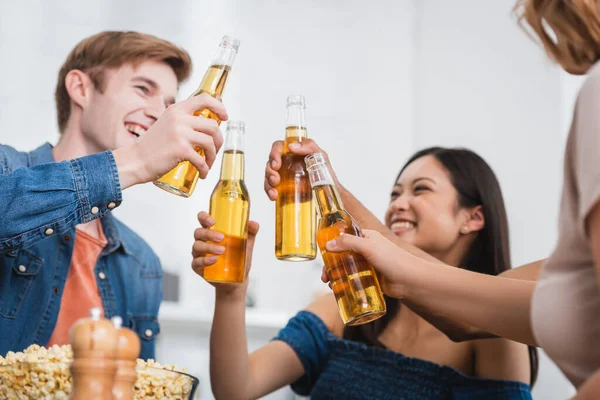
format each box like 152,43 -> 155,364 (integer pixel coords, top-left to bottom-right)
69,307 -> 117,400
111,316 -> 141,400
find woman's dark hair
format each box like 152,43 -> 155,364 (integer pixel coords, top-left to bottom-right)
343,146 -> 538,386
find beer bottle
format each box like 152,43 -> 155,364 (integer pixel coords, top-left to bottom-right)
305,153 -> 386,325
275,95 -> 317,261
154,35 -> 240,197
201,121 -> 250,283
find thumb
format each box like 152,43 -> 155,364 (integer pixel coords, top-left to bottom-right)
247,221 -> 260,250
287,139 -> 322,156
248,221 -> 260,238
245,221 -> 260,273
325,233 -> 365,254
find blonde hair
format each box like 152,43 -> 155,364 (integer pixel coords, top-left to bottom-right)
515,0 -> 600,74
55,31 -> 192,132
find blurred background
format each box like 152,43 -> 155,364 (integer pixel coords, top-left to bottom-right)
0,0 -> 585,398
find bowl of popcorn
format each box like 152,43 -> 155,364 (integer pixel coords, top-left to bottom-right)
0,344 -> 199,400
135,359 -> 199,399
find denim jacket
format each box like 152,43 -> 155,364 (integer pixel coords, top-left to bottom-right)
0,143 -> 162,360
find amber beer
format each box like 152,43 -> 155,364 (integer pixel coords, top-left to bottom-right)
201,121 -> 250,284
275,95 -> 317,261
305,153 -> 386,325
154,35 -> 240,197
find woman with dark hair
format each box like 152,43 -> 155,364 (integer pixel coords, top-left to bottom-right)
342,147 -> 533,355
316,2 -> 600,397
192,144 -> 536,399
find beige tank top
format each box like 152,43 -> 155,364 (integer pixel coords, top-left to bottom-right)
531,61 -> 600,388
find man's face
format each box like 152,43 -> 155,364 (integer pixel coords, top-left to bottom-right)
80,60 -> 178,151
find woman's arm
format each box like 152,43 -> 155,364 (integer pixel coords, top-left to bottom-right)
325,230 -> 539,346
191,215 -> 303,399
209,288 -> 305,400
193,212 -> 341,399
473,338 -> 531,384
320,187 -> 543,342
208,292 -> 342,400
400,259 -> 543,342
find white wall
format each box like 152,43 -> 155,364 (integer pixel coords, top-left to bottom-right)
415,1 -> 574,398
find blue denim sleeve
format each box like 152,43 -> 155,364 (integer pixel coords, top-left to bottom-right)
271,311 -> 330,396
0,151 -> 122,253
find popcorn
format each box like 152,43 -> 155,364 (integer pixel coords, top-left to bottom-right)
0,345 -> 72,400
0,345 -> 195,399
134,358 -> 195,400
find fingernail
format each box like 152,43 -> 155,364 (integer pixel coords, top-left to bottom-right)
214,246 -> 225,254
207,217 -> 215,225
269,175 -> 276,184
271,160 -> 277,169
206,256 -> 218,264
289,143 -> 301,150
268,189 -> 277,199
214,232 -> 224,241
326,239 -> 336,248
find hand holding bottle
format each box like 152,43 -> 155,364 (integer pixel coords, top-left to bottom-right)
154,35 -> 240,197
264,138 -> 340,201
321,229 -> 425,300
113,94 -> 227,190
191,211 -> 260,293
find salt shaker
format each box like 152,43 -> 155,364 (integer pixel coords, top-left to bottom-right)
111,316 -> 141,400
69,307 -> 117,400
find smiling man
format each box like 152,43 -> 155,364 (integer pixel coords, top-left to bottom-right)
0,31 -> 227,360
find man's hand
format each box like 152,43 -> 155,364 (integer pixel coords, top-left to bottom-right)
114,94 -> 227,189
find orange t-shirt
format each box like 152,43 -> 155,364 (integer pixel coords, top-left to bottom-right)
47,223 -> 107,346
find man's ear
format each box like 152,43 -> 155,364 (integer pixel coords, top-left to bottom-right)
64,69 -> 95,110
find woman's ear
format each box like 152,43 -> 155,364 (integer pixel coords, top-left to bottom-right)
465,206 -> 485,232
461,205 -> 485,234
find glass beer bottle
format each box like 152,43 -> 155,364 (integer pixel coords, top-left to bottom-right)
275,95 -> 317,261
154,35 -> 240,197
305,153 -> 386,325
201,121 -> 250,284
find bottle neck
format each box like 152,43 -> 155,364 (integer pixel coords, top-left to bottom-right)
308,164 -> 344,215
285,105 -> 307,133
313,184 -> 344,216
212,45 -> 238,68
191,46 -> 237,99
220,150 -> 245,181
284,105 -> 308,153
192,64 -> 230,99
